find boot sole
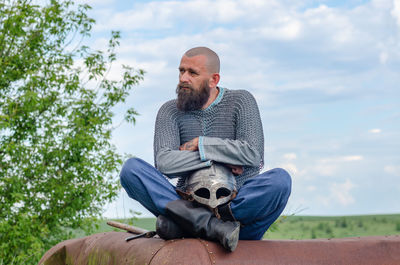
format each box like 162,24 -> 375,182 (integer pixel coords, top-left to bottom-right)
225,222 -> 240,252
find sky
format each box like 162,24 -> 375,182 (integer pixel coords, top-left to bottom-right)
77,0 -> 400,218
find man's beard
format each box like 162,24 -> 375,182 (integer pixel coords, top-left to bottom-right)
176,80 -> 210,111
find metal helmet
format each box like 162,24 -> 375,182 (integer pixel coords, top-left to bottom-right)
185,163 -> 237,209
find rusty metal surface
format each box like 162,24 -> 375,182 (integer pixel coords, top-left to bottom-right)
39,232 -> 400,265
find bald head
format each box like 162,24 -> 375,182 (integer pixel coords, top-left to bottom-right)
184,47 -> 220,74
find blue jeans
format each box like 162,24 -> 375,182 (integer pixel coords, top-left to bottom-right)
120,158 -> 291,240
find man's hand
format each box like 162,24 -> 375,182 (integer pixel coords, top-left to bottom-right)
179,137 -> 199,151
226,164 -> 244,176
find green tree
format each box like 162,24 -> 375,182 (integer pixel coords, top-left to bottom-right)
0,0 -> 143,263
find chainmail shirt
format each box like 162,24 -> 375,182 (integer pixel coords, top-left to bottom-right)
153,87 -> 264,189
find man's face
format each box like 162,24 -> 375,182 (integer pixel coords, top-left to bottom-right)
176,55 -> 212,111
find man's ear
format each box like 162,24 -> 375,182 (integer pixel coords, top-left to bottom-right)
209,73 -> 220,87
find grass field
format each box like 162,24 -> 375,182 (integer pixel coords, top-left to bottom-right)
264,214 -> 400,239
78,214 -> 400,240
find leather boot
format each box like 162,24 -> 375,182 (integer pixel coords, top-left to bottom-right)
165,200 -> 240,252
217,202 -> 237,222
156,215 -> 188,240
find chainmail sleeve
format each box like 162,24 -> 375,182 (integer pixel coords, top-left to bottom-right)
233,89 -> 264,169
197,89 -> 264,187
153,100 -> 212,178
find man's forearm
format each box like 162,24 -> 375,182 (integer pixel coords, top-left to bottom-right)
155,147 -> 212,177
179,137 -> 245,175
198,136 -> 261,167
156,135 -> 260,177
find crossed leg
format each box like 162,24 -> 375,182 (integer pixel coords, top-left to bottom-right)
120,158 -> 291,240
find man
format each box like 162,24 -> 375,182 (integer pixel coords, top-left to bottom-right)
120,47 -> 291,251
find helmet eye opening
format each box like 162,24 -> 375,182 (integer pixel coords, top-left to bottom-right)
194,188 -> 210,199
216,187 -> 231,199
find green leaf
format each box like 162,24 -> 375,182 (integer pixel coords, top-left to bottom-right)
0,0 -> 144,263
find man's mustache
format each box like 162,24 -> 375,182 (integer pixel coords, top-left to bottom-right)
178,83 -> 193,91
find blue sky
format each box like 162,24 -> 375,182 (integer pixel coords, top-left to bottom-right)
78,0 -> 400,218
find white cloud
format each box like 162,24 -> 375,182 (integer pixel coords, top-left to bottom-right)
307,186 -> 316,192
312,155 -> 363,177
283,153 -> 297,160
90,0 -> 400,96
315,194 -> 330,207
89,0 -> 299,42
342,155 -> 363,162
369,128 -> 382,134
303,4 -> 357,45
282,163 -> 298,176
76,0 -> 115,5
314,163 -> 337,177
330,179 -> 355,206
93,2 -> 173,31
93,0 -> 266,31
255,19 -> 302,40
392,0 -> 400,27
320,155 -> 363,163
384,165 -> 400,176
379,51 -> 389,64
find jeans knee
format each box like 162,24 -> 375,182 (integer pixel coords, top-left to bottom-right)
271,168 -> 292,198
120,157 -> 142,185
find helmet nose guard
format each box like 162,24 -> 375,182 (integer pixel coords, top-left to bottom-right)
185,163 -> 237,209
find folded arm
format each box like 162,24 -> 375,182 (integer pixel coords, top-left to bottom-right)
198,136 -> 261,167
153,102 -> 212,178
